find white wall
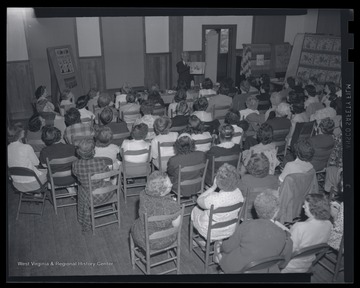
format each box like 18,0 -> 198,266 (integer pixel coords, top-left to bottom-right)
145,17 -> 169,53
7,8 -> 29,61
76,17 -> 102,57
284,9 -> 318,45
183,16 -> 253,51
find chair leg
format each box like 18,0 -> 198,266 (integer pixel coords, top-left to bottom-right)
205,239 -> 210,273
177,243 -> 181,274
40,190 -> 47,216
123,176 -> 127,204
117,192 -> 121,228
189,220 -> 193,251
333,248 -> 343,281
51,187 -> 58,215
16,193 -> 23,220
130,234 -> 136,269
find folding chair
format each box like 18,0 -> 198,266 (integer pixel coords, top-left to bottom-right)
46,156 -> 78,215
112,131 -> 131,147
81,117 -> 94,126
290,243 -> 330,273
120,110 -> 141,126
290,121 -> 316,151
153,106 -> 166,117
156,141 -> 176,172
8,167 -> 48,220
174,159 -> 209,217
130,205 -> 185,275
193,137 -> 213,152
272,128 -> 290,158
239,255 -> 285,273
190,202 -> 244,273
71,135 -> 94,146
88,169 -> 121,235
239,187 -> 265,222
206,152 -> 242,186
25,138 -> 46,158
211,104 -> 231,124
120,147 -> 151,203
318,234 -> 344,281
169,125 -> 187,133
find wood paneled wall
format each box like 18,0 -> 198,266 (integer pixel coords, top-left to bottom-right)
7,61 -> 35,121
145,53 -> 171,90
78,57 -> 105,94
169,16 -> 183,89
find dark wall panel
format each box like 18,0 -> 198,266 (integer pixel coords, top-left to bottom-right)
252,15 -> 286,44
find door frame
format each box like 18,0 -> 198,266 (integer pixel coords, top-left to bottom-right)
202,24 -> 237,83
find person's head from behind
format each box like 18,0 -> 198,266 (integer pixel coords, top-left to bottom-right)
319,117 -> 335,135
99,107 -> 113,126
193,97 -> 208,112
148,90 -> 162,103
225,109 -> 240,126
294,138 -> 315,162
275,102 -> 291,118
41,126 -> 62,146
35,85 -> 47,100
291,101 -> 306,115
126,93 -> 137,104
324,82 -> 337,95
150,83 -> 160,92
256,123 -> 273,145
238,120 -> 249,132
240,79 -> 251,93
246,95 -> 259,110
254,190 -> 280,220
131,123 -> 148,140
145,171 -> 173,197
218,124 -> 234,143
175,101 -> 190,116
218,81 -> 230,96
304,194 -> 331,220
287,91 -> 302,104
121,82 -> 132,94
7,123 -> 25,143
76,95 -> 90,110
76,138 -> 96,160
330,97 -> 342,115
215,163 -> 240,192
28,114 -> 44,132
64,107 -> 81,127
260,83 -> 270,94
88,88 -> 99,99
98,92 -> 112,108
61,88 -> 74,101
187,115 -> 204,134
285,77 -> 296,89
246,152 -> 270,178
174,134 -> 195,155
154,116 -> 172,135
177,80 -> 188,91
140,100 -> 155,115
304,85 -> 317,98
202,78 -> 213,90
174,89 -> 187,103
95,126 -> 113,148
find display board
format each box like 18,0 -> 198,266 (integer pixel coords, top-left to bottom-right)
274,43 -> 292,74
47,45 -> 84,103
190,62 -> 205,74
285,33 -> 341,85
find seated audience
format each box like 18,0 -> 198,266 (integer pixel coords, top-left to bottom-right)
238,153 -> 279,196
151,116 -> 178,170
279,138 -> 315,183
191,163 -> 244,242
304,85 -> 320,109
205,124 -> 241,184
281,194 -> 332,273
39,126 -> 76,189
95,92 -> 118,124
59,88 -> 75,115
148,90 -> 165,107
287,100 -> 309,146
72,139 -> 114,232
86,88 -> 100,113
309,117 -> 335,172
76,95 -> 95,121
119,93 -> 141,130
7,123 -> 47,192
35,85 -> 55,114
192,97 -> 213,122
256,83 -> 271,112
265,91 -> 287,121
98,106 -> 129,135
242,123 -> 279,175
215,190 -> 293,273
266,102 -> 291,132
224,109 -> 243,145
328,177 -> 343,251
94,126 -> 121,170
205,81 -> 233,114
26,114 -> 46,153
199,77 -> 217,97
321,82 -> 337,108
183,115 -> 212,152
232,78 -> 254,111
133,100 -> 160,140
63,108 -> 95,145
130,171 -> 181,250
170,100 -> 190,128
121,123 -> 150,163
278,77 -> 295,101
115,82 -> 132,110
239,95 -> 259,121
167,134 -> 206,198
168,89 -> 187,118
329,97 -> 342,136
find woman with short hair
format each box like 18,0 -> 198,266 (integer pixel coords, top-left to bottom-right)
121,123 -> 150,163
170,100 -> 191,128
168,89 -> 187,118
224,109 -> 243,145
95,92 -> 118,124
191,97 -> 213,122
130,171 -> 181,250
94,126 -> 121,170
76,95 -> 95,120
133,100 -> 160,140
281,194 -> 332,273
182,115 -> 212,152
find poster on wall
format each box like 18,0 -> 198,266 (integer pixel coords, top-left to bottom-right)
47,45 -> 84,103
190,62 -> 205,74
256,54 -> 264,66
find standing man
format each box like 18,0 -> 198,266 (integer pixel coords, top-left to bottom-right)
176,51 -> 194,89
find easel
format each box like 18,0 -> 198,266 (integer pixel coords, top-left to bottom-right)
47,45 -> 84,106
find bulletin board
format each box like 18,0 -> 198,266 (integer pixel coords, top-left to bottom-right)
47,45 -> 84,103
285,33 -> 341,85
190,62 -> 205,75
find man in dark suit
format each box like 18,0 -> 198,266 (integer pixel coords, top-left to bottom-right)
176,51 -> 194,89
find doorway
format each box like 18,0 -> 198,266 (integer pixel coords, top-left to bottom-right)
202,25 -> 237,84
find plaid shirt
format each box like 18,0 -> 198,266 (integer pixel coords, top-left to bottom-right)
72,158 -> 113,232
64,123 -> 95,145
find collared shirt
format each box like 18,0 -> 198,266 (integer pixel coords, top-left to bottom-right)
64,122 -> 95,145
192,132 -> 212,152
133,115 -> 160,140
239,108 -> 259,121
191,111 -> 213,122
231,125 -> 243,145
78,108 -> 95,120
121,139 -> 150,163
279,158 -> 314,182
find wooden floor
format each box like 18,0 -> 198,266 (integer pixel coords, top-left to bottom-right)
7,182 -> 344,283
